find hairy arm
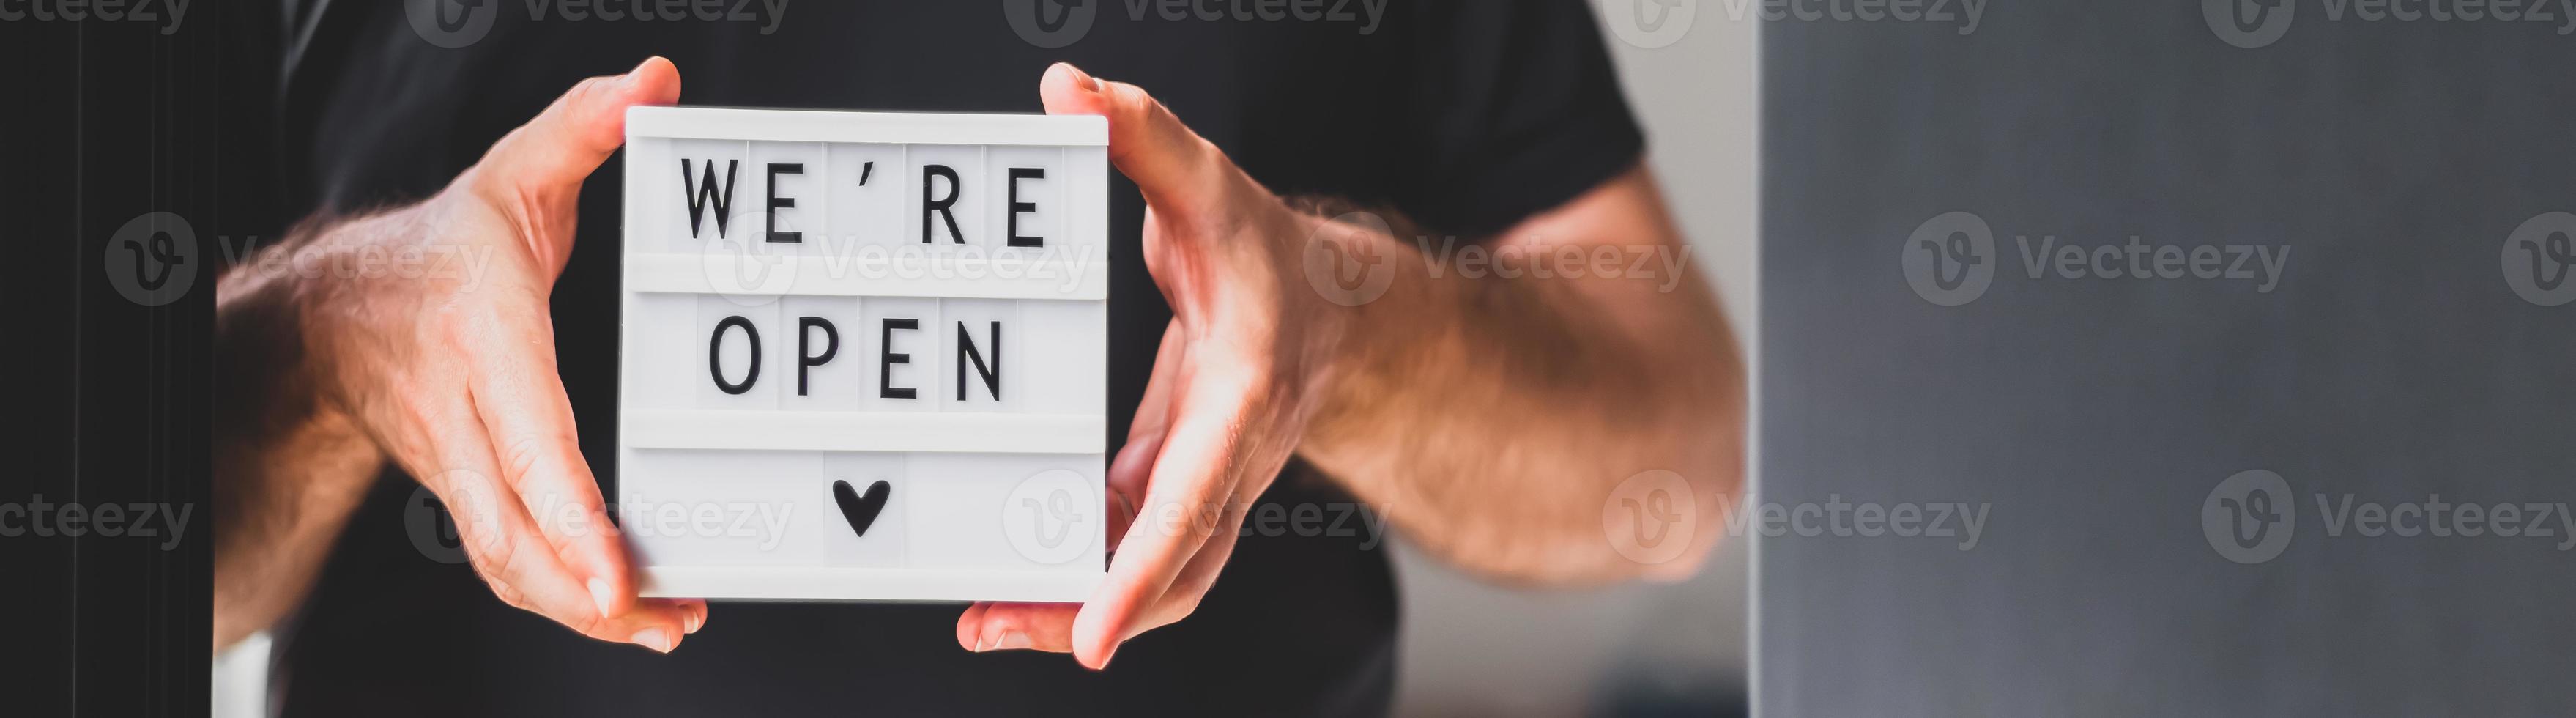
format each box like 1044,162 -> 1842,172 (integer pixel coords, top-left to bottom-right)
959,66 -> 1743,665
211,223 -> 387,651
1299,166 -> 1745,585
213,59 -> 705,654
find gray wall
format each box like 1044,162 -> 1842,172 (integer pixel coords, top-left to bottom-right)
1761,1 -> 2576,715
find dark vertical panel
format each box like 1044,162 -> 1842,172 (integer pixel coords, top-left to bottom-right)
1,3 -> 275,714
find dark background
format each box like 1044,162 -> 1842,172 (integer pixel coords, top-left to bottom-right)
1,4 -> 273,716
1762,1 -> 2576,714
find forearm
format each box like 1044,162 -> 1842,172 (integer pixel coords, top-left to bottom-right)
212,221 -> 386,651
1298,170 -> 1745,585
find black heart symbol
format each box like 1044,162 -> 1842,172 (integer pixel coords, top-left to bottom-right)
832,479 -> 891,538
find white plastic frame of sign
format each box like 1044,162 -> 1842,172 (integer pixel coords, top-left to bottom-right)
619,106 -> 1108,602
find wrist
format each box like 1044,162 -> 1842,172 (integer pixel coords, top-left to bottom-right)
1270,206 -> 1410,437
214,240 -> 387,493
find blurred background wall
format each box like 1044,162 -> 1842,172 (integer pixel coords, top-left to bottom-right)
1760,1 -> 2575,714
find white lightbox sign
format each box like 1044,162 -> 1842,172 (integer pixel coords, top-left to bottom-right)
619,106 -> 1107,602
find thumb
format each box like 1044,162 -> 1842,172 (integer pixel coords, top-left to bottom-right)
1039,62 -> 1236,216
478,56 -> 683,198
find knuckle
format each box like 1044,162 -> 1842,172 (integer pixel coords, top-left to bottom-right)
464,525 -> 521,587
561,611 -> 609,638
483,573 -> 530,611
574,75 -> 616,100
499,434 -> 554,484
1168,589 -> 1206,618
1117,87 -> 1162,121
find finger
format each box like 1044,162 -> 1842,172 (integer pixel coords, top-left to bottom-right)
954,602 -> 992,651
1038,62 -> 1239,217
1124,319 -> 1187,445
961,602 -> 1080,654
965,327 -> 1181,654
670,598 -> 710,634
1117,504 -> 1246,645
401,400 -> 694,651
1106,320 -> 1187,551
479,56 -> 683,196
464,306 -> 634,621
966,505 -> 1239,657
1070,379 -> 1259,669
1103,432 -> 1155,555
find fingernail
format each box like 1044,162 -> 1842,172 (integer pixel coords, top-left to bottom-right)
993,631 -> 1032,651
682,610 -> 702,634
632,628 -> 674,654
588,578 -> 617,618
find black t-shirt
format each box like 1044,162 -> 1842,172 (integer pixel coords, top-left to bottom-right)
268,2 -> 1641,716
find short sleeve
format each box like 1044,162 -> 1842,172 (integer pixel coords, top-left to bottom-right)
1395,0 -> 1647,240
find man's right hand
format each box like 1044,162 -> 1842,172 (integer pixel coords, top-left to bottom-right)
289,56 -> 702,652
